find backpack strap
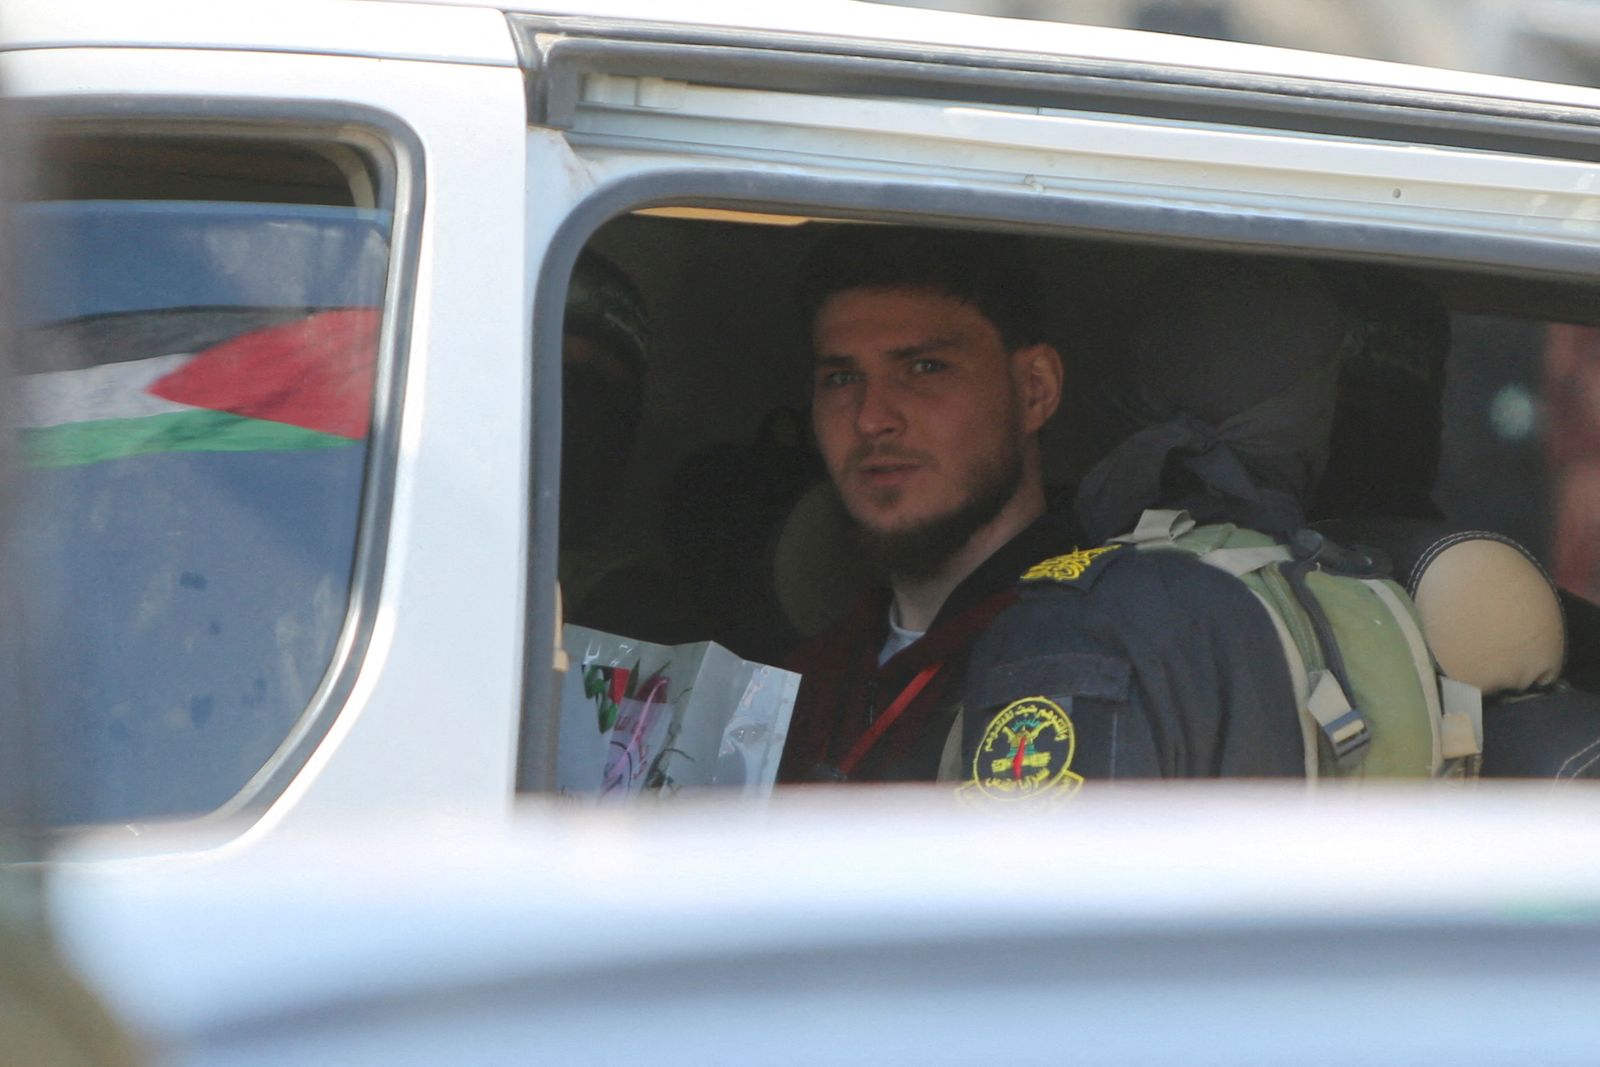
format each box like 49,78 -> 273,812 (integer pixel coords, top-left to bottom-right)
1280,558 -> 1373,770
1120,508 -> 1381,775
1439,677 -> 1484,770
1116,509 -> 1292,577
1123,509 -> 1482,780
1305,668 -> 1371,768
1204,544 -> 1296,579
1244,584 -> 1318,778
1114,509 -> 1195,544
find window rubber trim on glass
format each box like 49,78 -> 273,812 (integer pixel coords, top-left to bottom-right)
508,14 -> 1600,165
515,164 -> 1600,793
13,96 -> 424,831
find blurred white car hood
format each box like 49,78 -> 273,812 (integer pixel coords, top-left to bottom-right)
40,784 -> 1600,1064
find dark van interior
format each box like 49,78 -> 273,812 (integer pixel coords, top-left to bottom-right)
18,123 -> 1600,821
572,206 -> 1600,778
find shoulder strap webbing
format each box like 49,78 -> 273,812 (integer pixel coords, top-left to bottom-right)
1115,509 -> 1195,545
1204,544 -> 1295,578
1245,586 -> 1318,778
1115,509 -> 1291,576
1122,508 -> 1382,774
1306,669 -> 1370,767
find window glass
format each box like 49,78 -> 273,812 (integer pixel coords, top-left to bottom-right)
1440,315 -> 1600,616
1543,323 -> 1600,599
12,134 -> 390,825
575,211 -> 1600,663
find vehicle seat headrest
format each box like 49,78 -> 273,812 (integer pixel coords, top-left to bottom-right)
1407,531 -> 1565,695
772,481 -> 869,638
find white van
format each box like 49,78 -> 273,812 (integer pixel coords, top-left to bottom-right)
4,0 -> 1600,843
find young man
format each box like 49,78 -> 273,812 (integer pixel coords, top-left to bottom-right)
777,227 -> 1077,783
778,229 -> 1305,789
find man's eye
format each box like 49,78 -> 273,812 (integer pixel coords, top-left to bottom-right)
817,370 -> 859,388
910,358 -> 946,374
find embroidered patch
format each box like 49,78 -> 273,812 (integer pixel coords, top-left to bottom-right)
969,696 -> 1084,801
1021,544 -> 1121,584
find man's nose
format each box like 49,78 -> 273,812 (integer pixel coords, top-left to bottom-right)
854,377 -> 905,437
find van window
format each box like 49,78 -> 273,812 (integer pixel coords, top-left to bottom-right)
12,133 -> 391,826
567,209 -> 1599,677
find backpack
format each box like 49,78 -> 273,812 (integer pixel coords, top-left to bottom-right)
1115,510 -> 1483,779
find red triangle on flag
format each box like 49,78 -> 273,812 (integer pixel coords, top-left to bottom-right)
148,308 -> 380,439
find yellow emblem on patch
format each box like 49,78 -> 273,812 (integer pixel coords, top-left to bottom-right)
1021,545 -> 1120,584
969,696 -> 1084,801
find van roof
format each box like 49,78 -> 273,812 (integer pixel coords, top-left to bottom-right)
7,0 -> 1600,114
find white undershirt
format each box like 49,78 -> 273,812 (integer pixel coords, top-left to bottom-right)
878,604 -> 927,666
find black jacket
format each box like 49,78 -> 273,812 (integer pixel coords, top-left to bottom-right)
960,541 -> 1305,798
779,511 -> 1076,783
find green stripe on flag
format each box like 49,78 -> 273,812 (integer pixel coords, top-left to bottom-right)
21,410 -> 356,469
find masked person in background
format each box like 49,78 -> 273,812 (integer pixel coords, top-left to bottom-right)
560,248 -> 698,644
1073,255 -> 1348,547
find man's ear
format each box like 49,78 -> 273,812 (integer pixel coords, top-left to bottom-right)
1015,342 -> 1064,433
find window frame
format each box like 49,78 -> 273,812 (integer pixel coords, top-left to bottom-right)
517,143 -> 1600,791
510,12 -> 1600,164
12,96 -> 426,829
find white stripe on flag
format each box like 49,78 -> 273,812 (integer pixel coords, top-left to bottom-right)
12,353 -> 200,429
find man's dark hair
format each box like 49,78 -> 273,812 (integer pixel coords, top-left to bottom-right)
795,226 -> 1045,351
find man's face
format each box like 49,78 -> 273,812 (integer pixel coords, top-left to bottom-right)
810,286 -> 1041,571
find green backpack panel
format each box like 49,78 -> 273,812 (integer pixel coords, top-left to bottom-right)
1117,511 -> 1481,779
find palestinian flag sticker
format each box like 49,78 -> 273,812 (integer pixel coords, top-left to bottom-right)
17,308 -> 378,469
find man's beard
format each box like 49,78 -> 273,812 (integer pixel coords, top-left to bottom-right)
838,444 -> 1024,582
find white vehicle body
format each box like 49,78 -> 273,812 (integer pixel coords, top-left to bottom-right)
40,786 -> 1600,1064
8,3 -> 1600,1061
3,1 -> 1599,843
